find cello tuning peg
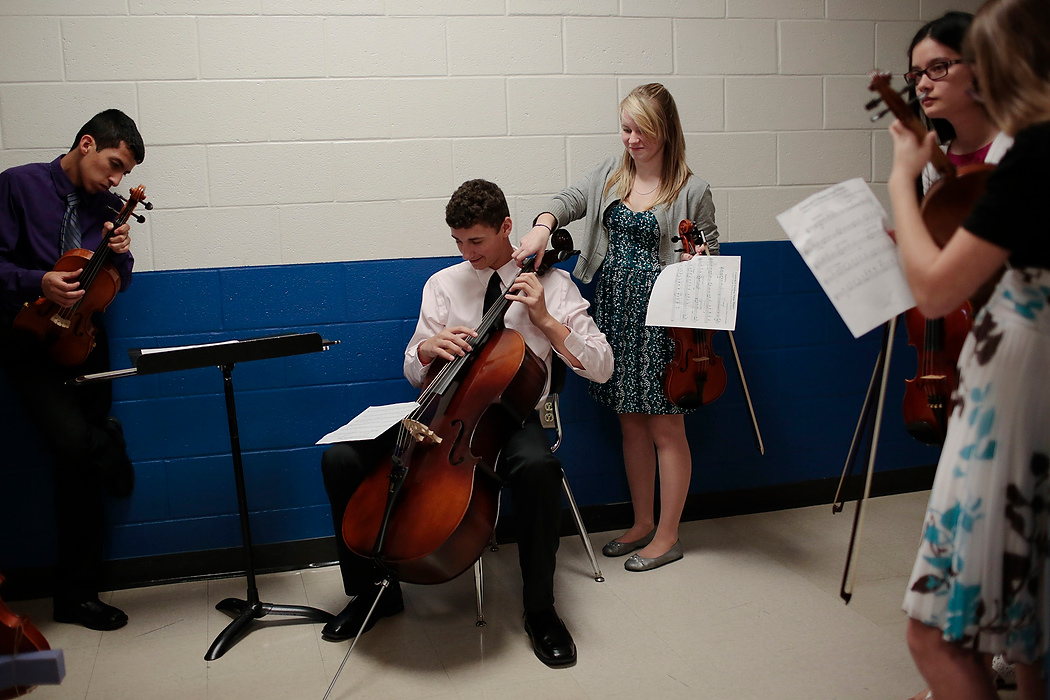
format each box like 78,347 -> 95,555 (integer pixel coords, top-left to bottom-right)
671,235 -> 682,242
143,201 -> 153,210
131,213 -> 146,223
864,96 -> 883,111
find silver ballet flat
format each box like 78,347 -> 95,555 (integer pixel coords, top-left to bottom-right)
624,540 -> 683,572
601,528 -> 656,557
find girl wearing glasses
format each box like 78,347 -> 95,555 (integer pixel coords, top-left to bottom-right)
905,11 -> 1013,201
890,0 -> 1050,698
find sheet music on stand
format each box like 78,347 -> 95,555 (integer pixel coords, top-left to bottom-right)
76,332 -> 334,383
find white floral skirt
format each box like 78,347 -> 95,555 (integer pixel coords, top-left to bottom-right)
902,267 -> 1050,664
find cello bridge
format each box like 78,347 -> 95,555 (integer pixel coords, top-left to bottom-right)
403,418 -> 442,445
49,314 -> 70,329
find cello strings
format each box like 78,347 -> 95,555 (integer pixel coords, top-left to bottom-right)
401,256 -> 542,446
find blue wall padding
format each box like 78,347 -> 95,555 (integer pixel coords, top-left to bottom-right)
0,241 -> 939,567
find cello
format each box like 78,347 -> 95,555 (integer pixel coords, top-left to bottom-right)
663,219 -> 727,409
341,235 -> 580,585
13,185 -> 150,366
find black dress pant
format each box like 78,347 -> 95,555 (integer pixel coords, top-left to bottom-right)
321,414 -> 563,614
0,312 -> 123,603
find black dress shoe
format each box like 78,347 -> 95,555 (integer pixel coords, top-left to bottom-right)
523,608 -> 576,668
53,598 -> 128,631
321,590 -> 405,642
101,417 -> 135,498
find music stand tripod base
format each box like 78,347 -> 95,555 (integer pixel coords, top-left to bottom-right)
205,359 -> 333,660
75,334 -> 340,661
207,598 -> 333,661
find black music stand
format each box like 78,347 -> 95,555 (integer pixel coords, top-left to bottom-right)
78,332 -> 338,660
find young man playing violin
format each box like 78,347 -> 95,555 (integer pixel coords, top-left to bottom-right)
0,109 -> 144,631
320,179 -> 613,667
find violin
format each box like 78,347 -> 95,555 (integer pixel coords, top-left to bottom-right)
341,234 -> 580,585
867,73 -> 992,442
13,185 -> 150,366
866,72 -> 995,247
0,572 -> 51,699
901,302 -> 972,445
662,219 -> 727,409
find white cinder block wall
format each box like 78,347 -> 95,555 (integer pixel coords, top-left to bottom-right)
0,0 -> 985,273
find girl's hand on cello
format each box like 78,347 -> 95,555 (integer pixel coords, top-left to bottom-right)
418,326 -> 478,364
512,223 -> 553,270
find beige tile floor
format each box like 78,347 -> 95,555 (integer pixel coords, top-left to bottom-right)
8,491 -> 1023,699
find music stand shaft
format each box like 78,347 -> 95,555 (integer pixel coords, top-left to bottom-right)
204,363 -> 332,661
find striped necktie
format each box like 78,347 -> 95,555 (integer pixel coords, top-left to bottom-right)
60,191 -> 82,253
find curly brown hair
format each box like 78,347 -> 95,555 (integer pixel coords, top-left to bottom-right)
445,179 -> 510,230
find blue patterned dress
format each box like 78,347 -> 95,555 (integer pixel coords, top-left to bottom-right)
588,203 -> 689,415
902,267 -> 1050,664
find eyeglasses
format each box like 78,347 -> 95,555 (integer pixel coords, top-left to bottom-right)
904,59 -> 964,86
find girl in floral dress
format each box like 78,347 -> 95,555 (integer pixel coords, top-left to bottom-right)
888,1 -> 1050,697
515,84 -> 719,572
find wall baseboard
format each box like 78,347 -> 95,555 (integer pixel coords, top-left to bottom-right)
1,465 -> 933,602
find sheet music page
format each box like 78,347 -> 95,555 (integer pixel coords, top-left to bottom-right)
645,255 -> 741,331
134,340 -> 240,355
315,401 -> 421,445
776,178 -> 915,338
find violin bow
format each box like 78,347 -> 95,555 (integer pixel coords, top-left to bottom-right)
835,316 -> 898,604
680,221 -> 765,455
835,72 -> 939,603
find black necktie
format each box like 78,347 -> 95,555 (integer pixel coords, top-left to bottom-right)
483,271 -> 504,311
483,271 -> 505,329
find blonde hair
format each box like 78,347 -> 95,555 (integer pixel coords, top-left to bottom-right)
965,0 -> 1050,135
603,83 -> 692,208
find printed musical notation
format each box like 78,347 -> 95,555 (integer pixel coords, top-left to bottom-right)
646,255 -> 741,331
777,178 -> 915,338
316,401 -> 421,444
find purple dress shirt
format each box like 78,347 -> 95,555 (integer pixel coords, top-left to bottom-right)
0,156 -> 134,314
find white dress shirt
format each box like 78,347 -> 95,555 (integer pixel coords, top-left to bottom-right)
403,258 -> 614,403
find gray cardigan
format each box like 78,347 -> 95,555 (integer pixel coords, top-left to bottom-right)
540,156 -> 720,284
